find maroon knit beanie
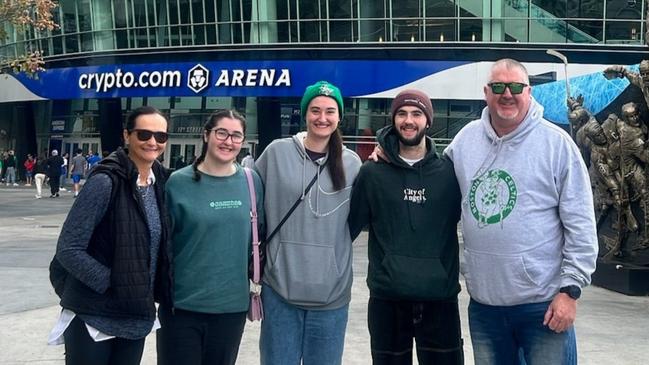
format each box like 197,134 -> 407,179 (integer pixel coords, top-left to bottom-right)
390,89 -> 433,127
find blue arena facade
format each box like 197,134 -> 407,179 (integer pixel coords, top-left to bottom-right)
0,0 -> 648,168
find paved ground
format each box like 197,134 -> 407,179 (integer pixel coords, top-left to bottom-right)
0,185 -> 648,364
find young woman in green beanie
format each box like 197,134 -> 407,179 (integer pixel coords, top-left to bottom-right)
255,81 -> 362,365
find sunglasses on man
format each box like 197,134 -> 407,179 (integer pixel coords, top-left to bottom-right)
487,82 -> 528,95
131,129 -> 169,143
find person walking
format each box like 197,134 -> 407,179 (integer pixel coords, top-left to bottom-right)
69,148 -> 87,197
46,150 -> 64,197
444,58 -> 598,364
157,109 -> 264,365
255,81 -> 362,365
349,89 -> 464,364
48,106 -> 171,365
33,155 -> 48,199
59,152 -> 69,191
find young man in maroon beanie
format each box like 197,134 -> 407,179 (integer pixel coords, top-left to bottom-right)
349,89 -> 464,364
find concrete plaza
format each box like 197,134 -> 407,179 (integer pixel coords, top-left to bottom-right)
0,185 -> 647,364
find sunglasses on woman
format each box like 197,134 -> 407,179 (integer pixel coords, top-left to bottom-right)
131,129 -> 169,143
487,82 -> 528,95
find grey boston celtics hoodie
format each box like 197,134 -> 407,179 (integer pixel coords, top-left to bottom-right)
255,132 -> 362,309
444,98 -> 598,306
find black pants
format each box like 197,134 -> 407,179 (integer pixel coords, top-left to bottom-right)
368,297 -> 464,365
50,175 -> 60,195
156,305 -> 247,365
63,316 -> 145,365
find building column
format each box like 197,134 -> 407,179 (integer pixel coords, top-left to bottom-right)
256,97 -> 281,155
98,98 -> 123,153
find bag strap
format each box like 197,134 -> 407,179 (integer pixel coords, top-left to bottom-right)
243,168 -> 261,284
264,162 -> 326,245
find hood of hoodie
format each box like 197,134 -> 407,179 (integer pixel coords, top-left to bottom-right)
472,97 -> 544,179
376,125 -> 440,169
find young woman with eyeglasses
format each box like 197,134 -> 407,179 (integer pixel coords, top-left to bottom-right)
48,106 -> 172,365
157,109 -> 264,365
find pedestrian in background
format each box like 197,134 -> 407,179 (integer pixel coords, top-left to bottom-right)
4,150 -> 18,186
59,152 -> 69,192
255,81 -> 362,365
48,106 -> 171,365
69,149 -> 87,197
46,150 -> 64,198
33,155 -> 47,199
24,154 -> 35,186
157,109 -> 264,365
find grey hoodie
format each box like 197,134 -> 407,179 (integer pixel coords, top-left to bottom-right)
255,132 -> 362,309
445,98 -> 598,306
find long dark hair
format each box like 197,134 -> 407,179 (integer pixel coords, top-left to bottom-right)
328,128 -> 345,191
192,109 -> 247,182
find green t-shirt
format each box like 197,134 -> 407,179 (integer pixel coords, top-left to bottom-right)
166,164 -> 264,313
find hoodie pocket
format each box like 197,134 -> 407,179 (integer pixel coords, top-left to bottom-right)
272,240 -> 341,305
463,249 -> 541,305
380,254 -> 449,299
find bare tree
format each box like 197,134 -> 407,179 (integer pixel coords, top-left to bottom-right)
0,0 -> 58,76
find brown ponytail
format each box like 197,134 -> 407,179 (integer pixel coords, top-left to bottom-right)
328,129 -> 346,191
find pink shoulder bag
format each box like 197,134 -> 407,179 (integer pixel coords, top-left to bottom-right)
243,168 -> 263,321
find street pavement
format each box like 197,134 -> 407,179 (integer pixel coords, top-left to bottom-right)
0,185 -> 648,364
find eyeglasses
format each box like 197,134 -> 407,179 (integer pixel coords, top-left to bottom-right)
487,82 -> 528,95
210,128 -> 245,144
131,129 -> 169,143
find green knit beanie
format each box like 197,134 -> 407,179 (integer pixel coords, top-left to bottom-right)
300,81 -> 344,121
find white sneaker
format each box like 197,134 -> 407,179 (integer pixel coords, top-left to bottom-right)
12,183 -> 18,186
60,187 -> 67,191
35,195 -> 41,199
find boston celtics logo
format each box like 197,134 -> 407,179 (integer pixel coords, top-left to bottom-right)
468,169 -> 517,227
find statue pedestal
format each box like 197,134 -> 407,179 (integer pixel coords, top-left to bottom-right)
592,259 -> 649,295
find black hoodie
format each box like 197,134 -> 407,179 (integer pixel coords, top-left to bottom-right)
349,126 -> 461,301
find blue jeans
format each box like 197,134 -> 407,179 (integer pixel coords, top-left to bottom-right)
260,284 -> 348,365
469,299 -> 567,365
518,326 -> 577,365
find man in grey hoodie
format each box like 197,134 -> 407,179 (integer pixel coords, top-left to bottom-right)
444,58 -> 598,364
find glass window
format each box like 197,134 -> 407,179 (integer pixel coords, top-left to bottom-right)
359,20 -> 388,42
148,97 -> 172,110
78,0 -> 93,52
360,1 -> 386,19
206,97 -> 232,109
174,97 -> 203,110
329,0 -> 352,19
460,19 -> 482,41
426,19 -> 456,42
113,0 -> 129,49
425,0 -> 455,18
329,20 -> 355,42
568,20 -> 603,43
61,0 -> 79,53
532,0 -> 566,19
606,1 -> 643,20
606,20 -> 643,44
566,0 -> 602,19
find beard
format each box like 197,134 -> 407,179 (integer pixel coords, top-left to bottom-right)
397,127 -> 427,146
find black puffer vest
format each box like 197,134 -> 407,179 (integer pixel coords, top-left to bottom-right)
52,148 -> 171,320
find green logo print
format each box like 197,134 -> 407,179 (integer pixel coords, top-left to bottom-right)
468,169 -> 517,227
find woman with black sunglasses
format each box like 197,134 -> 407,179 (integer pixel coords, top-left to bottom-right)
48,106 -> 171,365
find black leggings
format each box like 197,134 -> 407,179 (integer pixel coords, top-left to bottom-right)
156,305 -> 247,365
63,316 -> 145,365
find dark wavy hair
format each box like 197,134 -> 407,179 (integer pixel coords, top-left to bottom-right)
192,109 -> 247,182
124,106 -> 167,131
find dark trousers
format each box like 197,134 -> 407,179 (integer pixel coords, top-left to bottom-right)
368,297 -> 464,365
50,175 -> 60,195
63,316 -> 145,365
156,304 -> 247,365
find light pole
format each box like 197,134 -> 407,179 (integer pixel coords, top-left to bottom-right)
546,49 -> 573,136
